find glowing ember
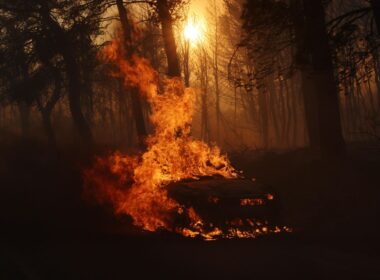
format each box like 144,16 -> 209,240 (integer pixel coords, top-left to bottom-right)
240,198 -> 265,206
84,38 -> 290,240
208,196 -> 220,204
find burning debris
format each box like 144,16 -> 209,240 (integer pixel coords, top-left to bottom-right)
84,39 -> 290,240
167,177 -> 291,240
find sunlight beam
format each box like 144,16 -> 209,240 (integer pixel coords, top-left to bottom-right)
183,17 -> 205,46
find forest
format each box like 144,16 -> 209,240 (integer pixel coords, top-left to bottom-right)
1,0 -> 380,279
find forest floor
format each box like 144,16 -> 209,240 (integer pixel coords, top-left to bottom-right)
1,136 -> 380,279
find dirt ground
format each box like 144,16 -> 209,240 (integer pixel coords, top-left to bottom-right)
1,139 -> 380,279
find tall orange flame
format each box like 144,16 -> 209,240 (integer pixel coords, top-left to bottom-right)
85,39 -> 239,234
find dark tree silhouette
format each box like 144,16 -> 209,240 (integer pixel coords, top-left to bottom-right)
303,0 -> 346,158
42,11 -> 93,146
291,0 -> 320,151
156,0 -> 183,78
371,0 -> 380,33
241,0 -> 346,157
0,0 -> 107,147
116,0 -> 148,147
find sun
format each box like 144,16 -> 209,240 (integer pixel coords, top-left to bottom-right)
183,18 -> 205,46
184,22 -> 200,42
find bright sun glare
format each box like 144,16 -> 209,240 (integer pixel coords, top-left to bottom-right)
183,19 -> 204,45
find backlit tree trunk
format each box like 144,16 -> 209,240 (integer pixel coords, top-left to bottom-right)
116,0 -> 147,147
42,11 -> 93,146
183,40 -> 190,87
291,0 -> 320,151
370,0 -> 380,108
211,0 -> 221,142
303,0 -> 346,158
371,0 -> 380,33
156,0 -> 181,78
258,87 -> 269,149
198,47 -> 210,143
36,72 -> 61,150
18,101 -> 31,139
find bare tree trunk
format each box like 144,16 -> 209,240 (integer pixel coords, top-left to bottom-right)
41,112 -> 56,147
290,76 -> 299,146
156,0 -> 181,78
18,101 -> 31,139
283,78 -> 292,148
278,74 -> 287,144
258,87 -> 269,149
364,65 -> 376,113
201,90 -> 210,143
65,57 -> 93,145
212,0 -> 221,142
267,76 -> 280,147
41,10 -> 93,147
301,72 -> 320,149
198,48 -> 210,142
292,0 -> 321,151
303,0 -> 346,158
214,60 -> 221,143
116,0 -> 147,147
18,55 -> 31,139
37,73 -> 61,149
371,52 -> 380,108
371,0 -> 380,34
183,40 -> 190,87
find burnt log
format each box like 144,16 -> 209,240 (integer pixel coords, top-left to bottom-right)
166,177 -> 281,230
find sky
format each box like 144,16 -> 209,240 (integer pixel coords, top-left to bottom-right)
190,0 -> 208,14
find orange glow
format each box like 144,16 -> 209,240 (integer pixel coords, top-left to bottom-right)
183,17 -> 205,46
84,38 -> 290,240
86,38 -> 237,233
240,198 -> 266,206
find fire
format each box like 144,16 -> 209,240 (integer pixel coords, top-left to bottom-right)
86,38 -> 237,232
84,38 -> 290,240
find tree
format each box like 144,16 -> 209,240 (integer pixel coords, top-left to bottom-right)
241,0 -> 346,157
209,0 -> 222,142
155,0 -> 185,78
303,0 -> 346,158
371,0 -> 380,33
43,12 -> 93,146
0,0 -> 107,147
116,0 -> 148,147
291,0 -> 320,150
196,47 -> 211,142
370,0 -> 380,108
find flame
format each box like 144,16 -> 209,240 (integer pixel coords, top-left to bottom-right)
84,38 -> 290,240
